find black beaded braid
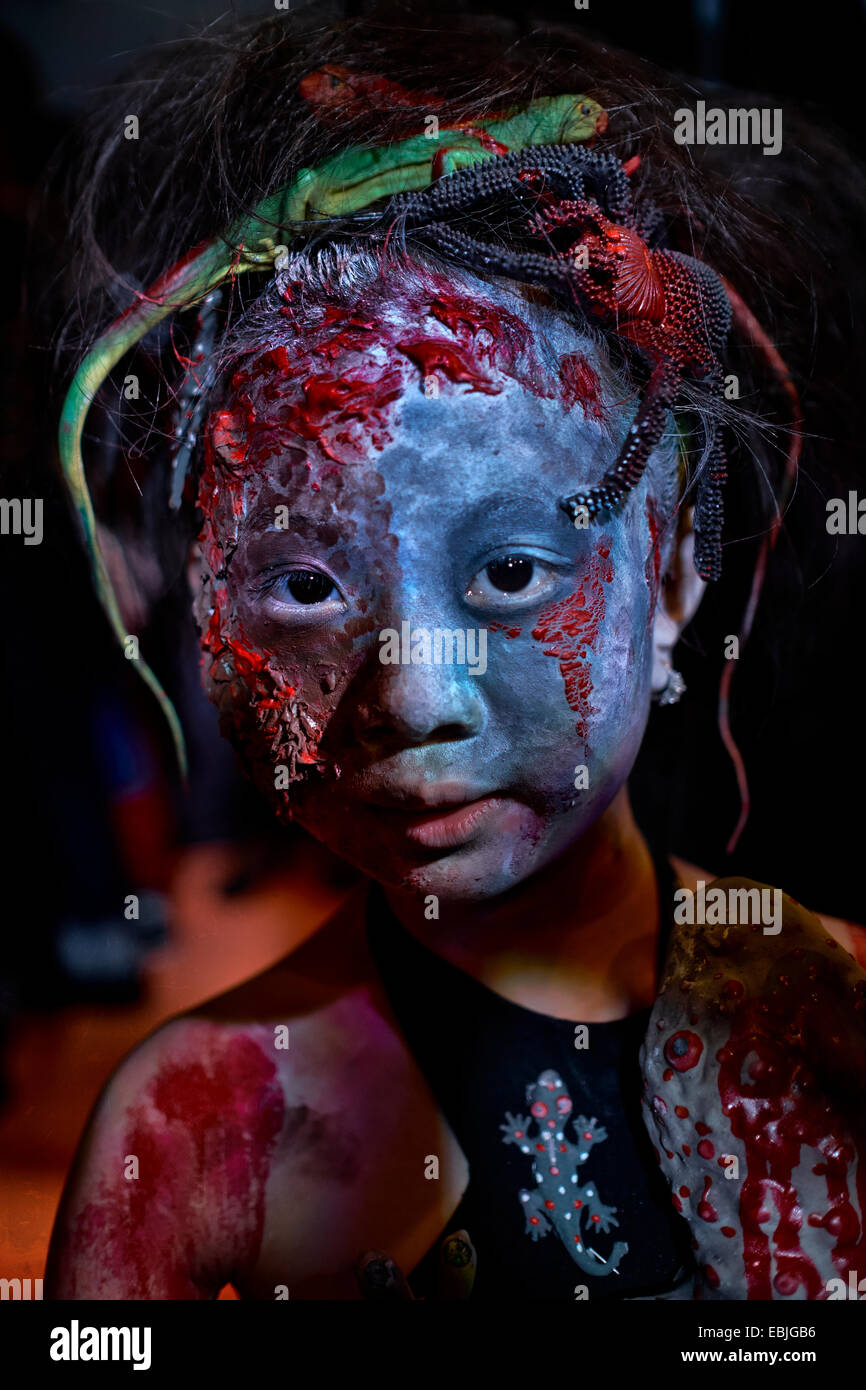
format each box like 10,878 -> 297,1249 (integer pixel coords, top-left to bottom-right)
390,144 -> 634,222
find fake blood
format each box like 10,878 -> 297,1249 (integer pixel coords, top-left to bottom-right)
531,538 -> 614,745
559,352 -> 605,420
698,1176 -> 718,1223
717,997 -> 866,1300
218,281 -> 547,475
224,347 -> 405,468
397,338 -> 501,393
200,582 -> 320,795
70,1032 -> 283,1297
646,895 -> 866,1299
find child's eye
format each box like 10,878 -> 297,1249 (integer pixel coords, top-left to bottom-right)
260,568 -> 337,605
466,554 -> 563,608
486,557 -> 534,593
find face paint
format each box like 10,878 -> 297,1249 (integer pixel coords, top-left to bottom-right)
195,428 -> 337,818
530,537 -> 614,750
193,267 -> 679,896
644,496 -> 664,619
558,351 -> 606,421
194,270 -> 559,821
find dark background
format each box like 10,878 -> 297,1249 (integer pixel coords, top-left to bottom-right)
0,0 -> 864,1033
3,0 -> 865,134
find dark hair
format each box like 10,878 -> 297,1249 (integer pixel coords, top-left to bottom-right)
32,1 -> 866,894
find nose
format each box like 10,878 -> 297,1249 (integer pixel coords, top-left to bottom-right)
351,653 -> 486,756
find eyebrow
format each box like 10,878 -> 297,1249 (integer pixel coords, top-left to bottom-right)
472,492 -> 556,523
241,507 -> 344,541
471,432 -> 616,516
469,491 -> 587,533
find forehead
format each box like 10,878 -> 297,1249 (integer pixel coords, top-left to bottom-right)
212,306 -> 625,507
215,361 -> 626,550
212,263 -> 617,452
370,376 -> 620,507
201,263 -> 683,545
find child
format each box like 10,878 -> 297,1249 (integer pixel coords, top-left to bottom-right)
45,7 -> 866,1300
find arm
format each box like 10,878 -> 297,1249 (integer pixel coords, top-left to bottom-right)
45,1019 -> 284,1299
642,878 -> 866,1300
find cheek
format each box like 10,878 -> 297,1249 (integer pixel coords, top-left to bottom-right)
195,577 -> 338,822
528,525 -> 654,758
194,462 -> 401,821
529,536 -> 615,753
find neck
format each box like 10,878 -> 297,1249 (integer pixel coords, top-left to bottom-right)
382,787 -> 662,1022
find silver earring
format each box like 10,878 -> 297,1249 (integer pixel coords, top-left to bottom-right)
657,663 -> 686,706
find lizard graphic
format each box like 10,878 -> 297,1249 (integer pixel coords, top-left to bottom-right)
501,1069 -> 628,1277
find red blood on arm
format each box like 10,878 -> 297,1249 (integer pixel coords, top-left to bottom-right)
718,996 -> 866,1300
46,1026 -> 284,1299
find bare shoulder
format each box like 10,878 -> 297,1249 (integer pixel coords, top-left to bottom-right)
670,854 -> 866,965
100,882 -> 399,1105
69,881 -> 388,1154
45,1003 -> 286,1298
45,888 -> 404,1298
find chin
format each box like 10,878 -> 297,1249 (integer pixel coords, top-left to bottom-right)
397,857 -> 530,902
388,825 -> 565,902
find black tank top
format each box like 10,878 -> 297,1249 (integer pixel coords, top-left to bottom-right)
365,854 -> 695,1300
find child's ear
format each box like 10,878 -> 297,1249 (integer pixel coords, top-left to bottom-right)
650,508 -> 706,693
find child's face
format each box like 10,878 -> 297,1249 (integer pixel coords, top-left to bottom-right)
193,327 -> 671,903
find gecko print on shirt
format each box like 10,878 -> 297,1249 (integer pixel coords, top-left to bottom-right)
501,1069 -> 629,1276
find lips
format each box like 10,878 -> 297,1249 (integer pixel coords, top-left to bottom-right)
363,786 -> 492,811
401,796 -> 509,849
362,791 -> 511,852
